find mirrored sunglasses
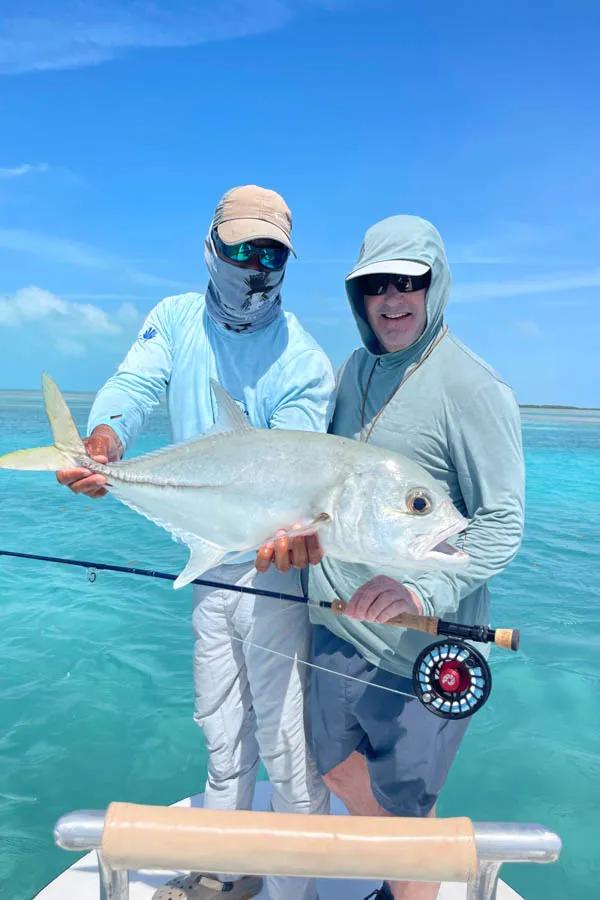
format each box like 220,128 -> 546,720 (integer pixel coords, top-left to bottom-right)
214,231 -> 289,271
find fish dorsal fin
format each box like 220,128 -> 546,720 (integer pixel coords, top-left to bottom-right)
209,379 -> 252,434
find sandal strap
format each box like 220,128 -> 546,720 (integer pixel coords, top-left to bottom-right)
196,875 -> 234,892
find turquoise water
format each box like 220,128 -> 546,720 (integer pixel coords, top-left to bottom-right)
0,394 -> 599,900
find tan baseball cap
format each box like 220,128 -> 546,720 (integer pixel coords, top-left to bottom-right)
213,185 -> 295,254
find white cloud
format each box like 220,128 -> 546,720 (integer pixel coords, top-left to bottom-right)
514,320 -> 542,340
0,285 -> 68,325
0,285 -> 119,332
0,228 -> 109,269
62,292 -> 155,302
0,163 -> 49,178
55,336 -> 85,357
0,227 -> 189,290
453,269 -> 600,303
448,221 -> 558,266
0,1 -> 302,75
0,285 -> 143,356
448,220 -> 600,268
114,301 -> 142,324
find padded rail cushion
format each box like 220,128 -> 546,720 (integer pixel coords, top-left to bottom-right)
101,803 -> 478,883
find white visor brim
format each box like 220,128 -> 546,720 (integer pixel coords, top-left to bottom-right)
347,259 -> 430,280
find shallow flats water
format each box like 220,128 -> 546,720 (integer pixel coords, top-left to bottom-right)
0,394 -> 599,900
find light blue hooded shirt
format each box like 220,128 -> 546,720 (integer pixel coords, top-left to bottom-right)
89,291 -> 334,445
309,216 -> 525,678
88,290 -> 335,565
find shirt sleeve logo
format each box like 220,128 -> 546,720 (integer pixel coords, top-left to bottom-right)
141,326 -> 157,341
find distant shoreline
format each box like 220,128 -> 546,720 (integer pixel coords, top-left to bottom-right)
520,404 -> 600,412
1,389 -> 599,413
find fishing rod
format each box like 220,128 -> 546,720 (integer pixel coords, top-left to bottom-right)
0,548 -> 520,720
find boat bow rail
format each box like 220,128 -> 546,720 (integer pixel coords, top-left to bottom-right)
53,802 -> 561,900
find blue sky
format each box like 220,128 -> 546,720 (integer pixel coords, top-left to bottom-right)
0,0 -> 598,405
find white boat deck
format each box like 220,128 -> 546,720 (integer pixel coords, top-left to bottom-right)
35,783 -> 521,899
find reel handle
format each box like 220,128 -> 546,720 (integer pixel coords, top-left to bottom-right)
330,599 -> 520,652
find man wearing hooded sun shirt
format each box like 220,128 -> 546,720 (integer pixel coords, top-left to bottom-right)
56,185 -> 333,900
257,215 -> 524,900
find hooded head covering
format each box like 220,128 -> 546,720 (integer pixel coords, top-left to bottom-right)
345,215 -> 451,361
204,230 -> 284,333
204,185 -> 291,333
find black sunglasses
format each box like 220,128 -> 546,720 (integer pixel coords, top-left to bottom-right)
213,230 -> 289,271
357,270 -> 431,296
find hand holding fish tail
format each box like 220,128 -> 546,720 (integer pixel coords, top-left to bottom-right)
344,575 -> 423,623
255,532 -> 323,573
56,425 -> 122,499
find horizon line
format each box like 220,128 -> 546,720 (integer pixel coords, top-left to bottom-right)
0,388 -> 598,413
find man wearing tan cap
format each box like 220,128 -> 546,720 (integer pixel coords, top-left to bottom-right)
56,185 -> 334,900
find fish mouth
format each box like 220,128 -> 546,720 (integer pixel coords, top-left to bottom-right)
418,517 -> 469,564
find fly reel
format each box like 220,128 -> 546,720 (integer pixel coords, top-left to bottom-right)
412,639 -> 492,720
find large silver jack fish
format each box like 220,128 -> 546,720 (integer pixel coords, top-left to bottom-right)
0,375 -> 469,589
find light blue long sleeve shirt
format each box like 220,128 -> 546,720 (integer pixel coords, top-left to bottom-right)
309,217 -> 525,678
88,292 -> 335,561
88,292 -> 335,447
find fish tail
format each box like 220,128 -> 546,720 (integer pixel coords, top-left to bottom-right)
0,374 -> 85,471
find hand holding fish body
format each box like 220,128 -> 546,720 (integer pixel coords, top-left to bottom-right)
0,375 -> 469,589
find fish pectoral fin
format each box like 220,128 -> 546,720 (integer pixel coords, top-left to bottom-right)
266,512 -> 332,542
208,380 -> 252,434
173,538 -> 226,590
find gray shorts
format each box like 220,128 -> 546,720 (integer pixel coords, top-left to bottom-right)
310,625 -> 470,817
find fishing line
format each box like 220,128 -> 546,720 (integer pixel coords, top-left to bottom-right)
103,572 -> 418,702
227,630 -> 418,702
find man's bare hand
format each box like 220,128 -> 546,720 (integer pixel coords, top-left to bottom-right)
344,575 -> 423,623
255,532 -> 323,573
56,425 -> 122,499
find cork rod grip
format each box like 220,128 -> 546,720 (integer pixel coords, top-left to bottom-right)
330,599 -> 520,652
330,599 -> 438,635
494,628 -> 520,652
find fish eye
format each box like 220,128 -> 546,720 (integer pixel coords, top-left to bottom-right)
406,489 -> 433,516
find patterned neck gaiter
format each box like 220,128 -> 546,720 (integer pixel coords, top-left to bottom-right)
204,231 -> 284,333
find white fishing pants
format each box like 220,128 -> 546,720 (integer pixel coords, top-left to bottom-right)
192,561 -> 329,900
